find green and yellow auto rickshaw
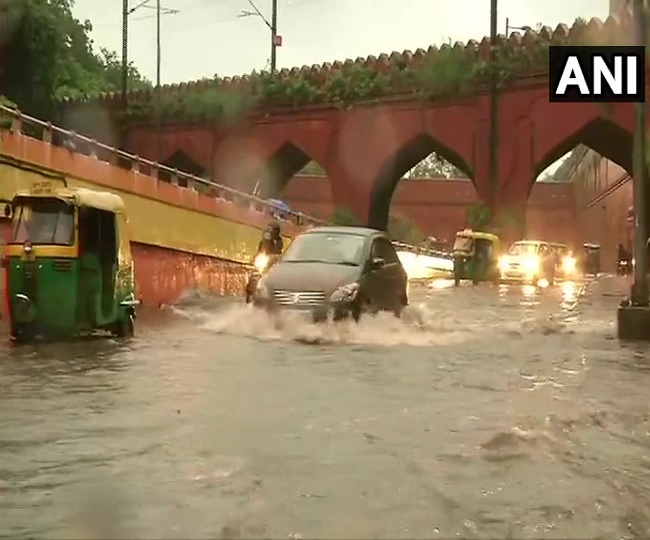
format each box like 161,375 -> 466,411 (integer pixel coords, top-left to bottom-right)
452,229 -> 501,286
3,181 -> 138,343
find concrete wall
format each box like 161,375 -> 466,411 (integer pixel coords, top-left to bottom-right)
283,175 -> 577,247
0,129 -> 305,308
570,152 -> 632,272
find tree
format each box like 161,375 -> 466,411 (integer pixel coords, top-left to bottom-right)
0,0 -> 149,120
387,216 -> 425,244
406,153 -> 466,179
465,203 -> 492,230
299,161 -> 326,176
331,205 -> 360,225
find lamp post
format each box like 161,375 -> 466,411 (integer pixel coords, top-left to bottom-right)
240,0 -> 281,72
119,0 -> 178,149
488,0 -> 498,209
617,0 -> 650,340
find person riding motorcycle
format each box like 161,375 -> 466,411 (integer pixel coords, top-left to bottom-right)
257,221 -> 283,256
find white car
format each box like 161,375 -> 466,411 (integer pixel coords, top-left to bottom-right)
499,240 -> 557,285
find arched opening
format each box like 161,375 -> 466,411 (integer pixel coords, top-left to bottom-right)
161,150 -> 207,186
253,142 -> 331,220
530,119 -> 633,268
367,133 -> 474,248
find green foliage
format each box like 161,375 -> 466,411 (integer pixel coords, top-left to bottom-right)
465,203 -> 493,231
300,161 -> 326,176
105,18 -> 595,125
387,216 -> 425,245
330,205 -> 360,226
0,0 -> 149,120
408,153 -> 465,178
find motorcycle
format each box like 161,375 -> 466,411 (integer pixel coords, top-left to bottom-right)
245,252 -> 279,303
617,258 -> 632,276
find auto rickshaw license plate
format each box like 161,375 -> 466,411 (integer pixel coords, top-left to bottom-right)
30,181 -> 54,195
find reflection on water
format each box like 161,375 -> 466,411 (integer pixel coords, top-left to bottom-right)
4,276 -> 650,539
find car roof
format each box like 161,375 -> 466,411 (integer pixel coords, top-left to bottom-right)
304,226 -> 384,237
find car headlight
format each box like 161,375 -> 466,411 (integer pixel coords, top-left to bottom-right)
562,256 -> 576,273
523,256 -> 539,273
498,256 -> 510,272
254,253 -> 269,273
329,282 -> 359,303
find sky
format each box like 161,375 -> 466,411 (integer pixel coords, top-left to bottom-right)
72,0 -> 611,173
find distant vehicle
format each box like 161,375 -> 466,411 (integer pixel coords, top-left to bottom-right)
548,242 -> 579,280
498,240 -> 557,286
452,229 -> 501,286
250,226 -> 408,321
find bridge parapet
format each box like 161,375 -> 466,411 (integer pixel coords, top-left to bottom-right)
0,105 -> 328,231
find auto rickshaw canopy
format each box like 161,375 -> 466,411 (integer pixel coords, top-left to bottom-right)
13,182 -> 125,214
455,229 -> 500,244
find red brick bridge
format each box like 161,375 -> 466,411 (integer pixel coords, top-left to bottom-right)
62,13 -> 640,242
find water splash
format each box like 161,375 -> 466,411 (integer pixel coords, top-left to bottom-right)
172,302 -> 479,347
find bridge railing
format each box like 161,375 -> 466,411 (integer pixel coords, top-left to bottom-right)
0,105 -> 329,229
0,106 -> 438,256
391,240 -> 452,259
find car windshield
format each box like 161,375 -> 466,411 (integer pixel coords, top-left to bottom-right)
11,198 -> 75,245
282,232 -> 366,265
508,242 -> 539,256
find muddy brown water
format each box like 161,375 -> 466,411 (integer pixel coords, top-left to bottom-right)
2,277 -> 650,539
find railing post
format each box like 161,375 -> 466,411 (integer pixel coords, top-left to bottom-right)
170,168 -> 179,186
10,113 -> 22,134
42,122 -> 53,144
131,156 -> 140,173
89,140 -> 98,159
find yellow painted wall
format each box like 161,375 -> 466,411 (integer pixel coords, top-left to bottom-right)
0,159 -> 291,265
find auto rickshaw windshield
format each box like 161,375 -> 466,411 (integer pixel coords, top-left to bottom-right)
453,235 -> 473,252
11,198 -> 75,245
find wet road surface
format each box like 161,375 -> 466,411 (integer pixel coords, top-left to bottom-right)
2,276 -> 650,539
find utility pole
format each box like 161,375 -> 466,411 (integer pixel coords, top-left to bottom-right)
241,0 -> 282,73
120,0 -> 129,148
630,0 -> 648,305
618,0 -> 649,340
156,0 -> 162,162
270,0 -> 278,72
119,0 -> 178,149
488,0 -> 498,209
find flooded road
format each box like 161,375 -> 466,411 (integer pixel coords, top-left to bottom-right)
2,276 -> 650,539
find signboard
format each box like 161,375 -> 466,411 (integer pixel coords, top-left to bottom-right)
273,34 -> 283,47
30,181 -> 54,195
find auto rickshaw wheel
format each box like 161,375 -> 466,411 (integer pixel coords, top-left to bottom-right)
114,313 -> 134,338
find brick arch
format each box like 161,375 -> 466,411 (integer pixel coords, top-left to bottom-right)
367,133 -> 474,230
534,117 -> 633,180
252,140 -> 330,199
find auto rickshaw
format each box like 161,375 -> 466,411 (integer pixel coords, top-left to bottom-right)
452,229 -> 501,286
582,243 -> 601,276
3,181 -> 138,343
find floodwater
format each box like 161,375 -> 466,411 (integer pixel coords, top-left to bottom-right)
2,276 -> 650,539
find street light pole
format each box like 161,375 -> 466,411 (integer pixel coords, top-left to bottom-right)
120,0 -> 129,147
618,0 -> 650,340
241,0 -> 281,73
488,0 -> 498,208
631,0 -> 648,305
270,0 -> 278,72
156,0 -> 162,162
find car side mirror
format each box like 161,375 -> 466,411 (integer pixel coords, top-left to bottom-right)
371,256 -> 385,269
